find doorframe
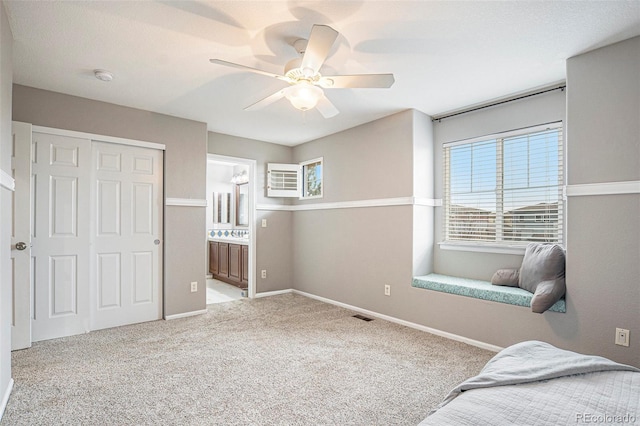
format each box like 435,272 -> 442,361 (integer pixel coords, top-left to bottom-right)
32,126 -> 166,151
206,154 -> 257,298
10,121 -> 32,351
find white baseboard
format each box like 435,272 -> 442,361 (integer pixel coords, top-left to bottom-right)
164,309 -> 208,320
292,290 -> 503,353
0,378 -> 14,421
254,289 -> 293,298
211,286 -> 503,352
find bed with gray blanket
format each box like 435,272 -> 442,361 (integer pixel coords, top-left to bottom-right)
420,341 -> 639,425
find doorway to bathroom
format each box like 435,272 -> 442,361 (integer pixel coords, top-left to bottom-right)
206,154 -> 256,304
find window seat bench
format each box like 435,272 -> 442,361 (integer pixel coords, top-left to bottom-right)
411,273 -> 566,313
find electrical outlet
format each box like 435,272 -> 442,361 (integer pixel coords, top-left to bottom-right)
384,284 -> 391,296
615,328 -> 630,347
261,270 -> 267,279
190,281 -> 197,292
261,219 -> 267,228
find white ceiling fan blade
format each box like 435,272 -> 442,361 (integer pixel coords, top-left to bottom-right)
315,95 -> 339,118
210,59 -> 290,83
319,74 -> 395,89
244,89 -> 287,111
301,25 -> 339,75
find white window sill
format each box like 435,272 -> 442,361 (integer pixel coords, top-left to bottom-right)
299,195 -> 323,201
438,241 -> 527,255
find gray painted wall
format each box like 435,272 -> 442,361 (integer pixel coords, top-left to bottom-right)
12,85 -> 208,317
207,132 -> 293,292
565,36 -> 639,366
287,108 -> 591,359
291,110 -> 421,314
567,37 -> 639,185
0,0 -> 12,411
293,110 -> 415,203
289,38 -> 639,367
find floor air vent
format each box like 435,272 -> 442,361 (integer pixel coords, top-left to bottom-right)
352,314 -> 373,322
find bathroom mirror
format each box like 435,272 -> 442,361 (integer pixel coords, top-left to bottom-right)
236,184 -> 249,227
213,192 -> 231,224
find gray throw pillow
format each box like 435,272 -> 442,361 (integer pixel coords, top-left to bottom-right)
491,269 -> 520,287
531,279 -> 566,314
519,243 -> 566,313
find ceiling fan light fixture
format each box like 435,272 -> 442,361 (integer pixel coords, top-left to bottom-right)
285,82 -> 323,111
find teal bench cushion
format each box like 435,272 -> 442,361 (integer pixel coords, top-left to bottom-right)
412,273 -> 566,313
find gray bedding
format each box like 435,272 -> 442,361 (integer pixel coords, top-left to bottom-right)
420,341 -> 640,425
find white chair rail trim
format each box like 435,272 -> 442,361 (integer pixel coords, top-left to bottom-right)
257,197 -> 442,211
165,198 -> 207,207
566,180 -> 640,197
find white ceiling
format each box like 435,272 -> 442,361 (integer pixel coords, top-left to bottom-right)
5,1 -> 640,146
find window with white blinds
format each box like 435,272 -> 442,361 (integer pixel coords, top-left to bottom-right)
444,123 -> 564,246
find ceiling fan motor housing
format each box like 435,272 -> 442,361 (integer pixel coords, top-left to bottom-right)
285,58 -> 320,82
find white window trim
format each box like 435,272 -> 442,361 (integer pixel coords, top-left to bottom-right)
438,241 -> 527,255
299,157 -> 324,200
443,122 -> 562,149
442,122 -> 564,252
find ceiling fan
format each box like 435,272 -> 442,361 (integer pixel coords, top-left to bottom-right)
210,24 -> 395,118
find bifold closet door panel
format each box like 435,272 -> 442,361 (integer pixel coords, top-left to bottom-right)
91,141 -> 163,331
31,132 -> 91,342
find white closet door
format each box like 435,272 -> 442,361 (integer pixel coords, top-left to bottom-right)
11,122 -> 32,350
91,142 -> 163,330
32,132 -> 91,342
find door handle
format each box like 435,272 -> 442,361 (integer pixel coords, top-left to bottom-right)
154,239 -> 160,245
15,242 -> 28,251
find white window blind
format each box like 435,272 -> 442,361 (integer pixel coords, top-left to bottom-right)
267,163 -> 300,197
444,123 -> 564,246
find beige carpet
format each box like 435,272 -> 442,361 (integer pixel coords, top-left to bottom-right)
4,294 -> 494,425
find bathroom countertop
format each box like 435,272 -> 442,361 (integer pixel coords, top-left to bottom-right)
208,236 -> 249,245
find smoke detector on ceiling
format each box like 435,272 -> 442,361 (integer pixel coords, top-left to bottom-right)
94,69 -> 113,82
